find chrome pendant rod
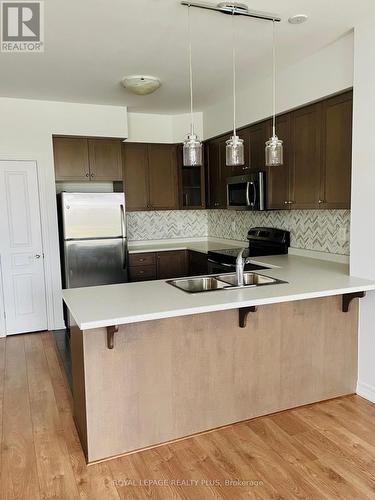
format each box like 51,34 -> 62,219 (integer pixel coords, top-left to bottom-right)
181,1 -> 281,22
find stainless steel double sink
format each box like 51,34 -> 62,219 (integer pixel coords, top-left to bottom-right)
167,272 -> 286,294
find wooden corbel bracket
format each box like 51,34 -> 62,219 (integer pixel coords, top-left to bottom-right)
239,306 -> 258,328
107,325 -> 119,349
342,291 -> 366,313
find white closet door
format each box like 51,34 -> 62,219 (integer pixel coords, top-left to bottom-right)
0,161 -> 47,335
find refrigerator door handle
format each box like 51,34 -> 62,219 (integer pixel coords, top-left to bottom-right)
120,204 -> 127,270
120,204 -> 126,239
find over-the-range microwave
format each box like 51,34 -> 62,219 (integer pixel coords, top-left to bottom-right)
226,172 -> 265,211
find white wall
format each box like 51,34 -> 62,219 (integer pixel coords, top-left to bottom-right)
0,98 -> 127,331
0,258 -> 5,336
351,16 -> 375,403
203,31 -> 354,139
127,111 -> 203,143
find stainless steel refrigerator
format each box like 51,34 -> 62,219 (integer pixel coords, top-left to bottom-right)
59,192 -> 128,289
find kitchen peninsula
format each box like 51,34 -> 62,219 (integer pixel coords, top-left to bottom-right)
63,253 -> 375,463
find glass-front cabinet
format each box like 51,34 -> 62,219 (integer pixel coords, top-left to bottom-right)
179,146 -> 206,209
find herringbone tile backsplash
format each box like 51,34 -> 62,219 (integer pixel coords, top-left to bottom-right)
127,210 -> 208,240
127,209 -> 350,255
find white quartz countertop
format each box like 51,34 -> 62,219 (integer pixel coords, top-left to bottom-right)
63,253 -> 375,330
128,238 -> 246,254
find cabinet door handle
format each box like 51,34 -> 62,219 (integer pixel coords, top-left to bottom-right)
85,173 -> 89,177
90,173 -> 95,178
318,200 -> 324,204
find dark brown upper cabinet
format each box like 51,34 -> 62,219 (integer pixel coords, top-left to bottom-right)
224,121 -> 268,175
204,90 -> 353,211
289,102 -> 322,209
248,121 -> 269,171
53,136 -> 123,182
88,139 -> 122,181
204,123 -> 269,208
206,139 -> 225,209
320,91 -> 352,209
53,137 -> 90,181
219,135 -> 234,182
123,143 -> 179,211
267,114 -> 291,210
122,143 -> 149,211
178,145 -> 206,210
148,144 -> 179,210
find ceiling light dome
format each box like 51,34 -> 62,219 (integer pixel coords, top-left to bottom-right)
288,14 -> 308,25
121,75 -> 161,95
217,2 -> 248,13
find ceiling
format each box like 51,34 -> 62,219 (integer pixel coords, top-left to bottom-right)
0,0 -> 370,113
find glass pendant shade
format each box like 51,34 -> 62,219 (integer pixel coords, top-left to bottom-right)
226,135 -> 244,167
265,135 -> 283,166
183,133 -> 203,166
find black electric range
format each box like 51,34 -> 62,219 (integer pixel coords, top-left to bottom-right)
207,227 -> 290,274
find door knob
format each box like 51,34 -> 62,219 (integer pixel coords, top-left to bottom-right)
35,254 -> 41,259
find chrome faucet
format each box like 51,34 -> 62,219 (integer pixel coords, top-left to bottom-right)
236,248 -> 252,286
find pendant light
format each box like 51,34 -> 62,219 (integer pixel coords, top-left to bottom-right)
226,8 -> 244,167
265,20 -> 283,167
183,5 -> 203,167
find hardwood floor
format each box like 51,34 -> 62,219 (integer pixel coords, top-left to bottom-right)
1,332 -> 375,499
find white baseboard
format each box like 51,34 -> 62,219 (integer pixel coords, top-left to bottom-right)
357,381 -> 375,403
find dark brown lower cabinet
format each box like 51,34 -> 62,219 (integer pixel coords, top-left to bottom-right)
189,251 -> 208,276
156,251 -> 188,279
128,252 -> 157,282
128,250 -> 189,282
128,265 -> 156,282
128,250 -> 208,282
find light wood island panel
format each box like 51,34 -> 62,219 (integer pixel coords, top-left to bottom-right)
71,295 -> 359,463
